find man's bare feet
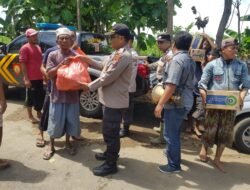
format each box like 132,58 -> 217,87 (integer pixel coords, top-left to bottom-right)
213,160 -> 226,173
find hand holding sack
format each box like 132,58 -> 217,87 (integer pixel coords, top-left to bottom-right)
56,57 -> 91,91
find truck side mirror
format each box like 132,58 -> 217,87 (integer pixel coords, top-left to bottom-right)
0,44 -> 7,54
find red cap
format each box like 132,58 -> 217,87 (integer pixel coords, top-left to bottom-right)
25,28 -> 38,37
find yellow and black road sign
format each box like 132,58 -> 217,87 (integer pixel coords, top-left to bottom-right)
0,54 -> 23,86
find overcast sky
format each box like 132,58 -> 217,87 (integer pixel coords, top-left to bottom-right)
174,0 -> 250,38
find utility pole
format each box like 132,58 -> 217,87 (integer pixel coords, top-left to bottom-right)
77,0 -> 82,31
234,0 -> 241,46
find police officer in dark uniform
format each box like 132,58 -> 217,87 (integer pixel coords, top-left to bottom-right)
79,24 -> 132,176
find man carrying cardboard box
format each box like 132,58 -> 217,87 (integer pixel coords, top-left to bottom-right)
198,38 -> 250,173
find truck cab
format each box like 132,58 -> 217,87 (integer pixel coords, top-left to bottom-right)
0,24 -> 150,118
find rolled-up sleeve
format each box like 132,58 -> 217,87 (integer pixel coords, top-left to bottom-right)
198,62 -> 213,90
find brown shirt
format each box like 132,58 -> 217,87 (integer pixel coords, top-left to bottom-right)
88,47 -> 132,108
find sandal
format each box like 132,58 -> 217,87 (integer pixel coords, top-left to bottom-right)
72,136 -> 84,141
199,154 -> 209,163
36,138 -> 45,148
0,159 -> 10,170
29,118 -> 39,124
43,149 -> 55,160
64,146 -> 77,156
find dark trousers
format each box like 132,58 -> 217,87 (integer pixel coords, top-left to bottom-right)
25,80 -> 45,111
39,91 -> 50,131
122,92 -> 135,126
102,106 -> 126,163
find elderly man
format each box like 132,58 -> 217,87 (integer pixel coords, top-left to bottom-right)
78,23 -> 132,176
43,27 -> 80,160
20,28 -> 45,124
198,38 -> 249,173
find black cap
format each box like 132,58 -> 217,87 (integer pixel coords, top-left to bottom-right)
105,23 -> 130,39
129,34 -> 135,40
157,33 -> 171,42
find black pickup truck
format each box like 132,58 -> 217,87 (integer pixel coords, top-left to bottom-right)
0,30 -> 151,118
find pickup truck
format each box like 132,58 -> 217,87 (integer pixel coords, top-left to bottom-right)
233,90 -> 250,154
0,29 -> 150,118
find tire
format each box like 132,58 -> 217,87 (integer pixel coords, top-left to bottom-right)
79,90 -> 102,118
233,117 -> 250,154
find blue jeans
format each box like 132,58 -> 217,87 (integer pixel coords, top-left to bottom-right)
164,108 -> 186,169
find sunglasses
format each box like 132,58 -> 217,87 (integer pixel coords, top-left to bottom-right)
58,36 -> 71,41
227,45 -> 239,51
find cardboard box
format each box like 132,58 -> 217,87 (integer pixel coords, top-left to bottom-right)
190,49 -> 206,62
206,90 -> 240,110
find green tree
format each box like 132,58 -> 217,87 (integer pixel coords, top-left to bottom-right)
225,28 -> 250,58
0,0 -> 77,37
0,0 -> 181,51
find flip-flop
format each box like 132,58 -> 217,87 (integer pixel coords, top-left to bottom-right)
72,136 -> 84,141
43,149 -> 55,160
29,118 -> 39,124
0,160 -> 10,170
36,138 -> 45,148
64,146 -> 77,156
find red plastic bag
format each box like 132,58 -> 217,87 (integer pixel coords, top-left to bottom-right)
56,57 -> 91,91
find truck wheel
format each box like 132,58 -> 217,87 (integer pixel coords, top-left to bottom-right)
79,90 -> 102,118
233,117 -> 250,154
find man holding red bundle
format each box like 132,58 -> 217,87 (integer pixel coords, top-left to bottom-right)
43,27 -> 82,160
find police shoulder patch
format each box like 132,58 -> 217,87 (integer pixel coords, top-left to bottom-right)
111,53 -> 122,67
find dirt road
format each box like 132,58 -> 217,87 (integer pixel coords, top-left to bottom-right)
0,96 -> 250,190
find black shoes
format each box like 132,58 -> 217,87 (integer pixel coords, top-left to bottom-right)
95,152 -> 106,161
119,128 -> 130,138
93,161 -> 118,176
95,152 -> 119,161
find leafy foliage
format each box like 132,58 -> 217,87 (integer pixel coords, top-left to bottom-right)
0,0 -> 182,52
225,28 -> 250,58
240,14 -> 250,21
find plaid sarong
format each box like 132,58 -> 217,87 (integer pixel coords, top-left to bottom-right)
202,109 -> 236,147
